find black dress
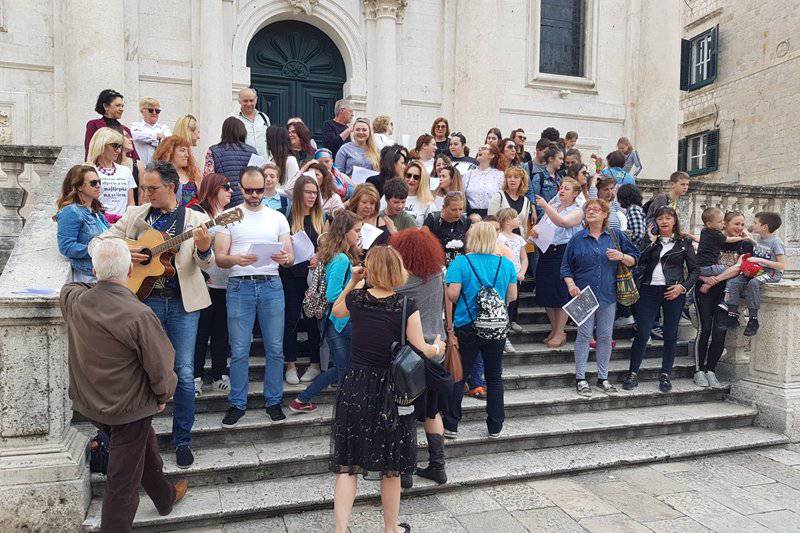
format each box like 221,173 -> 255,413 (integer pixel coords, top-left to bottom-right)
329,289 -> 418,478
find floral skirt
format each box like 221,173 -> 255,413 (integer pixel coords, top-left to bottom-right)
329,364 -> 416,478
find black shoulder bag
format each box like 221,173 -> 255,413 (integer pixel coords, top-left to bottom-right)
390,296 -> 427,406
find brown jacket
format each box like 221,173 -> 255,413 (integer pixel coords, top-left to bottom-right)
60,281 -> 177,425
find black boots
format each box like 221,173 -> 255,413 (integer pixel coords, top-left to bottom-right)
416,433 -> 448,485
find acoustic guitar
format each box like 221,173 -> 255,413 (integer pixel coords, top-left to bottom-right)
126,208 -> 244,300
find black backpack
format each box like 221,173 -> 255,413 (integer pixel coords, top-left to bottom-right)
461,256 -> 510,340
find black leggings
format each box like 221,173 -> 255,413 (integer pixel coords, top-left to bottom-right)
694,281 -> 727,372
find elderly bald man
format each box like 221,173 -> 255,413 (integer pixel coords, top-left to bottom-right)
60,238 -> 187,532
233,87 -> 271,157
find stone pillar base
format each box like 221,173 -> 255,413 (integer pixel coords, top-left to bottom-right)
732,379 -> 800,443
0,427 -> 90,531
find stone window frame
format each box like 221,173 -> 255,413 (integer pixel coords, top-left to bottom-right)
526,0 -> 599,94
681,25 -> 719,92
678,129 -> 720,176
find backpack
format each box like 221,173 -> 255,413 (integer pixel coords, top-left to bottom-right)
461,256 -> 510,340
303,263 -> 329,319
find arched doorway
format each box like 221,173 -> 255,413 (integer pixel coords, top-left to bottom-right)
247,21 -> 346,143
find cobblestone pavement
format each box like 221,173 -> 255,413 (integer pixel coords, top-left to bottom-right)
187,444 -> 800,532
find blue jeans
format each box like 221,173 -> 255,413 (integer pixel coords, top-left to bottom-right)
444,325 -> 505,434
226,276 -> 285,409
630,284 -> 686,375
144,295 -> 199,448
298,321 -> 352,403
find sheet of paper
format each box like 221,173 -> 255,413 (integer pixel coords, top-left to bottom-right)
351,166 -> 379,185
455,161 -> 474,175
429,177 -> 440,191
247,154 -> 267,168
529,219 -> 556,254
302,170 -> 317,180
562,286 -> 599,327
246,242 -> 283,268
360,222 -> 384,249
400,134 -> 412,148
291,231 -> 316,265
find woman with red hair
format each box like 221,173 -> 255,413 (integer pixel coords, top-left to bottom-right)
390,227 -> 450,488
153,135 -> 202,206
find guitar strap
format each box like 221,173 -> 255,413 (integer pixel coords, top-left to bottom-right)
175,205 -> 187,236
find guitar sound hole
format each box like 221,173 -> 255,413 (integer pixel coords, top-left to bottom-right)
140,248 -> 152,266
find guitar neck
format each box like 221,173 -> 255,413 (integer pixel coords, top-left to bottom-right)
152,219 -> 214,255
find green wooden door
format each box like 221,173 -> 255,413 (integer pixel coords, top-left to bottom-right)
247,21 -> 346,143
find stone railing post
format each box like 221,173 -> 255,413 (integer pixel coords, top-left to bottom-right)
731,281 -> 800,442
0,146 -> 89,531
0,160 -> 27,270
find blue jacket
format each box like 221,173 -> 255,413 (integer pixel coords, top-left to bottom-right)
56,204 -> 110,275
528,169 -> 565,219
209,142 -> 258,207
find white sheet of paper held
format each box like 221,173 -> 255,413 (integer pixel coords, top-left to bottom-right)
351,166 -> 379,185
247,154 -> 267,168
247,242 -> 283,268
291,231 -> 315,265
360,223 -> 384,249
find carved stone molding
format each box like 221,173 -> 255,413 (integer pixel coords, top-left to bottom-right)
287,0 -> 318,15
363,0 -> 408,22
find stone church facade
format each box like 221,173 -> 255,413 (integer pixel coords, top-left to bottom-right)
0,0 -> 681,181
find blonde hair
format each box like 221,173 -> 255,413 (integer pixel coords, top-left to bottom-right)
353,118 -> 380,169
365,245 -> 408,290
560,177 -> 581,200
583,199 -> 611,230
467,221 -> 498,254
406,160 -> 435,204
139,96 -> 160,110
495,208 -> 518,227
173,115 -> 198,146
503,166 -> 529,196
86,127 -> 123,165
372,115 -> 392,134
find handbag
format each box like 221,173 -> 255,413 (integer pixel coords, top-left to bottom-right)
443,283 -> 463,382
390,296 -> 427,406
609,229 -> 640,306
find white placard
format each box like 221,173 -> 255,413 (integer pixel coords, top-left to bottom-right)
248,154 -> 267,168
291,231 -> 316,265
562,286 -> 599,327
529,219 -> 556,254
302,170 -> 317,180
351,166 -> 379,185
246,242 -> 283,268
360,222 -> 384,249
429,177 -> 440,191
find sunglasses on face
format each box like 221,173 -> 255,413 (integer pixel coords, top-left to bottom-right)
243,187 -> 265,195
222,183 -> 232,191
109,143 -> 123,151
140,184 -> 166,194
88,179 -> 101,188
405,172 -> 421,181
435,124 -> 447,129
145,108 -> 161,114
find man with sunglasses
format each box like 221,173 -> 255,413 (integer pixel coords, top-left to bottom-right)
90,160 -> 213,470
130,97 -> 172,165
214,168 -> 294,426
510,128 -> 533,165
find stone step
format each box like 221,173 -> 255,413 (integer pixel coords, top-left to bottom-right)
154,354 -> 699,422
81,426 -> 788,532
88,398 -> 754,497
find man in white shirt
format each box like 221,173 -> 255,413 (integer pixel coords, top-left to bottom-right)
129,97 -> 171,165
214,168 -> 293,425
233,88 -> 270,157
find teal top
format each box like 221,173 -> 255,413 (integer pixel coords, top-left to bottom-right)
325,253 -> 352,332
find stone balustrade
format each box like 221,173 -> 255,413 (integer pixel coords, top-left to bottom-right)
0,145 -> 61,272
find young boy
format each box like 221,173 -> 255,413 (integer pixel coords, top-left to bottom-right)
720,211 -> 785,336
646,171 -> 695,241
696,207 -> 751,293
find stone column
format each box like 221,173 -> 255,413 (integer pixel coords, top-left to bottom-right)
62,0 -> 126,145
363,0 -> 407,121
731,281 -> 800,442
193,0 -> 230,157
0,146 -> 89,531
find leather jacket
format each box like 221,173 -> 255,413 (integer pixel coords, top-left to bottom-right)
637,236 -> 698,291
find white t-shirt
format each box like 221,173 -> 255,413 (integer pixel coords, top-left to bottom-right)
497,232 -> 526,274
650,237 -> 674,286
217,207 -> 290,277
96,163 -> 136,216
404,195 -> 435,227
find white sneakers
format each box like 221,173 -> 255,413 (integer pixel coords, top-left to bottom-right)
285,367 -> 300,385
614,316 -> 635,327
212,375 -> 230,391
504,339 -> 516,353
706,371 -> 722,388
694,370 -> 723,389
301,365 -> 321,383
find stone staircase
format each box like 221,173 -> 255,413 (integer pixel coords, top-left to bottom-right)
76,290 -> 788,531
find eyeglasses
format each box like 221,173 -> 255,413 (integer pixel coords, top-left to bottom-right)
435,124 -> 447,129
517,136 -> 527,141
243,187 -> 265,195
222,183 -> 232,192
145,108 -> 161,114
303,189 -> 319,196
140,184 -> 166,194
585,206 -> 604,213
109,143 -> 123,151
88,179 -> 101,188
405,172 -> 421,181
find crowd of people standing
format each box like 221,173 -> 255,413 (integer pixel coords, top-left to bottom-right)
56,89 -> 786,533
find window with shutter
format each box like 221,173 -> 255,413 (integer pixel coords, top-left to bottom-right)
540,0 -> 585,77
681,130 -> 720,176
681,25 -> 719,91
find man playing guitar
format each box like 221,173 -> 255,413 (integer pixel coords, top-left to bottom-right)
90,160 -> 212,469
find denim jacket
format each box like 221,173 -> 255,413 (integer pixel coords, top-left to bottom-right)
528,169 -> 565,219
56,203 -> 109,275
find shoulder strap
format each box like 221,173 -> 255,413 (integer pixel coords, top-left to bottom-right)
400,295 -> 408,346
175,205 -> 187,235
492,256 -> 502,285
464,255 -> 487,288
258,111 -> 269,126
609,228 -> 621,251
